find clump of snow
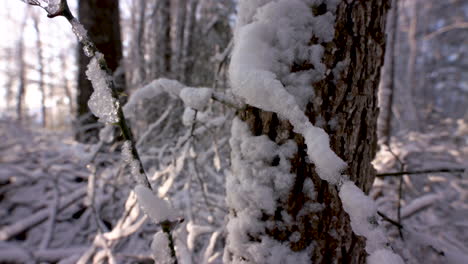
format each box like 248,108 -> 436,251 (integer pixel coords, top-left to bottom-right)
123,78 -> 185,116
180,87 -> 212,111
70,18 -> 88,44
339,180 -> 388,254
225,118 -> 313,262
302,177 -> 316,199
151,231 -> 173,264
367,249 -> 405,264
86,52 -> 119,124
121,141 -> 142,180
230,0 -> 346,184
246,237 -> 311,264
182,107 -> 196,127
134,185 -> 177,224
98,124 -> 114,143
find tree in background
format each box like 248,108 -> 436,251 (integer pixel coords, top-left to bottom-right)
76,0 -> 125,142
15,10 -> 29,122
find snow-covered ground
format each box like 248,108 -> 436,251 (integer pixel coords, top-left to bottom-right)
0,116 -> 229,263
0,116 -> 466,263
372,121 -> 468,264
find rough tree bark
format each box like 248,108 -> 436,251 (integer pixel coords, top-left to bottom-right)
229,1 -> 389,263
76,0 -> 124,142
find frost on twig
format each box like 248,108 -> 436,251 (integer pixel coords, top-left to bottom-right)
135,185 -> 179,263
180,87 -> 212,111
134,185 -> 177,224
86,53 -> 120,124
151,231 -> 174,264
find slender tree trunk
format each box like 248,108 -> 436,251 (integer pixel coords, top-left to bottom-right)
149,0 -> 171,79
181,0 -> 198,84
60,52 -> 74,116
405,0 -> 420,131
5,48 -> 15,112
136,0 -> 147,84
158,0 -> 172,76
378,0 -> 399,145
226,1 -> 389,263
174,0 -> 187,81
32,13 -> 47,128
76,0 -> 125,142
16,14 -> 28,122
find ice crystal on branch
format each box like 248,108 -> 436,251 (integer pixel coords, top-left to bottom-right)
151,231 -> 173,264
85,52 -> 119,124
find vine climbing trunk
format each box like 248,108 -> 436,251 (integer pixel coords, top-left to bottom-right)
225,0 -> 390,263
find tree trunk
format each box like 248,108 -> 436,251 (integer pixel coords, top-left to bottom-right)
226,0 -> 389,263
136,0 -> 147,84
16,13 -> 28,122
60,52 -> 74,116
149,0 -> 171,79
405,0 -> 421,131
181,0 -> 198,84
174,0 -> 187,81
76,0 -> 125,142
378,0 -> 399,145
32,13 -> 47,128
157,0 -> 172,77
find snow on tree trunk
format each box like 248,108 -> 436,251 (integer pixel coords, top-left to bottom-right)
225,0 -> 395,263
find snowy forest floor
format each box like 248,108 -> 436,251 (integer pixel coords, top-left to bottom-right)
373,118 -> 468,263
0,117 -> 467,264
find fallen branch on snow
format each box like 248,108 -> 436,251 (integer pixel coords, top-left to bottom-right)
377,168 -> 465,177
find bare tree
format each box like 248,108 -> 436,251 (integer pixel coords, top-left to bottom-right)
405,0 -> 421,131
173,0 -> 187,81
136,0 -> 147,83
378,0 -> 399,145
32,11 -> 47,127
181,0 -> 198,84
16,11 -> 28,122
59,51 -> 74,116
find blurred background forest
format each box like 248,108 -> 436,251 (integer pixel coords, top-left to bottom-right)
0,0 -> 467,263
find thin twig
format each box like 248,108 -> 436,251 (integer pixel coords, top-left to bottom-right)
397,165 -> 404,240
377,168 -> 465,177
39,176 -> 59,250
424,22 -> 468,41
386,147 -> 405,240
377,211 -> 403,230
